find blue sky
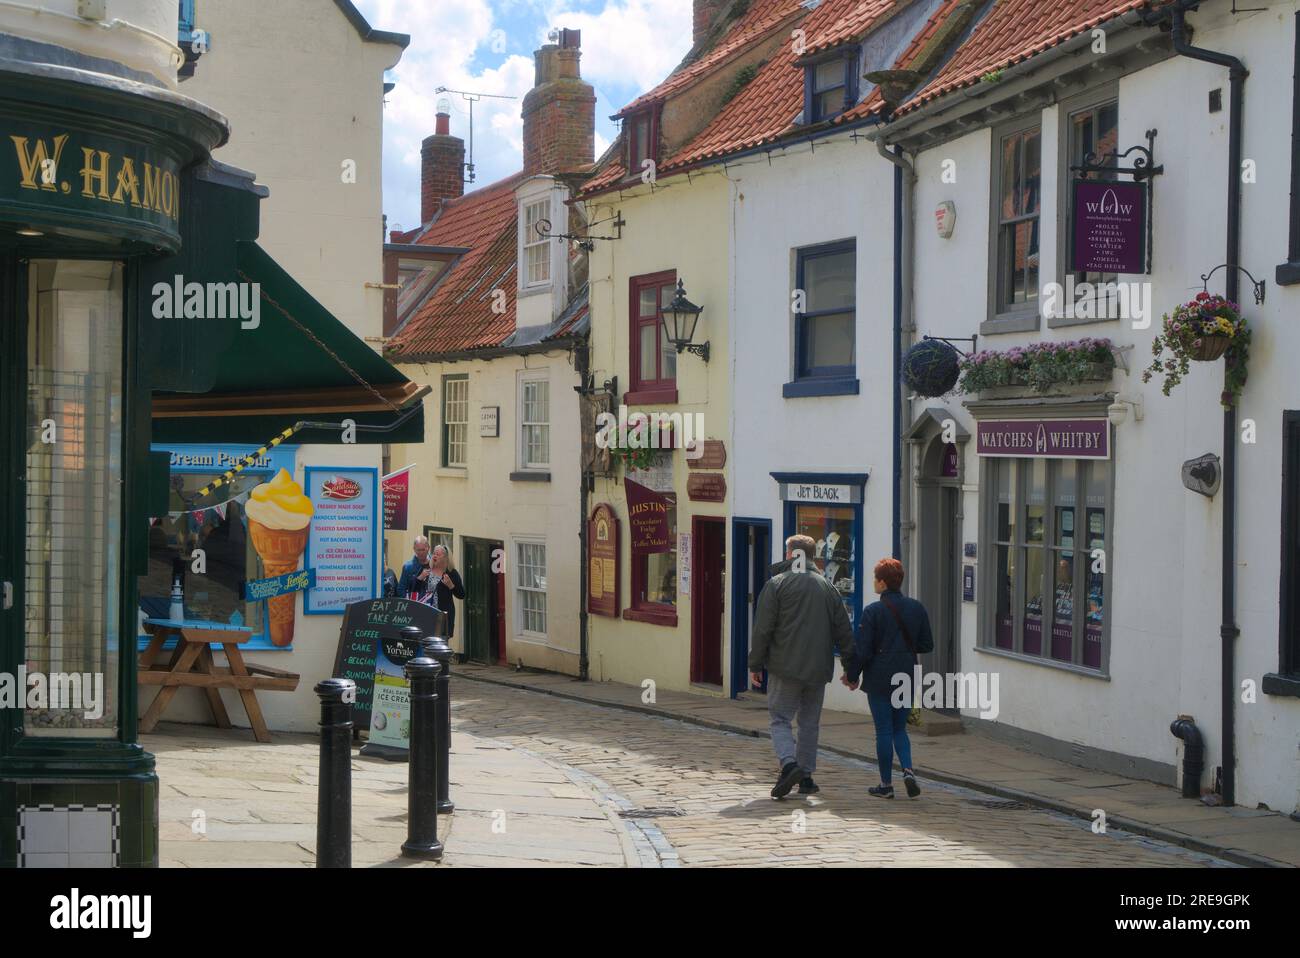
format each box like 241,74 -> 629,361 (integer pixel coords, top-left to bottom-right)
352,0 -> 693,233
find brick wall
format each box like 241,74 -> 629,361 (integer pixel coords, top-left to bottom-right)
421,128 -> 465,222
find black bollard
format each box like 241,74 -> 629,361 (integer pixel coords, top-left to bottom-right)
421,633 -> 455,814
401,654 -> 443,860
315,678 -> 355,868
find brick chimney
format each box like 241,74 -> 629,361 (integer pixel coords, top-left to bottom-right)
421,107 -> 464,222
694,0 -> 730,46
521,28 -> 596,176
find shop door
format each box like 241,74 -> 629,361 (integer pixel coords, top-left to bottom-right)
730,519 -> 771,697
919,485 -> 960,702
691,517 -> 726,686
0,257 -> 17,711
462,537 -> 492,663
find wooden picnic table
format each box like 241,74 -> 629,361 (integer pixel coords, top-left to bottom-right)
139,618 -> 300,743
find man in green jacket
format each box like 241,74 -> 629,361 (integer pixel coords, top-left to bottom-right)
748,534 -> 855,798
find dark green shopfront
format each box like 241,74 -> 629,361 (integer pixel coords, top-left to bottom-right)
0,55 -> 422,867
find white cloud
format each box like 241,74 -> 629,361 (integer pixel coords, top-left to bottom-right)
356,0 -> 691,229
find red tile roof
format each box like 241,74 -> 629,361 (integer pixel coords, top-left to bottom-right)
616,0 -> 806,118
386,173 -> 526,358
896,0 -> 1160,115
584,0 -> 907,194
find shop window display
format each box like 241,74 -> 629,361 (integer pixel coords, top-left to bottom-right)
793,504 -> 855,618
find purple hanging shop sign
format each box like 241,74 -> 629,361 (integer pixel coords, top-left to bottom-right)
1072,179 -> 1147,274
977,419 -> 1110,460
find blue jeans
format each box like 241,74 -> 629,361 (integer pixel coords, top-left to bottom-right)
867,692 -> 912,786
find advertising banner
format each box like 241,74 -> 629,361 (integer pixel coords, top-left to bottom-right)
1072,179 -> 1147,274
976,419 -> 1110,459
304,467 -> 379,614
625,479 -> 672,554
381,466 -> 412,532
359,631 -> 423,761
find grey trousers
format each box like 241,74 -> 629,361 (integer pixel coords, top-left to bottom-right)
766,674 -> 826,774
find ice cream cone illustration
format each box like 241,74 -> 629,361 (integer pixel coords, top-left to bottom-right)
245,468 -> 314,646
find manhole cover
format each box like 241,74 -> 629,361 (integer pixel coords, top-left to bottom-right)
618,807 -> 685,819
966,799 -> 1029,810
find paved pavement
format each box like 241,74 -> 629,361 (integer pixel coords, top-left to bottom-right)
454,663 -> 1300,868
149,668 -> 1295,867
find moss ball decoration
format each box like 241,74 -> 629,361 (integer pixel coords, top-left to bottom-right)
901,339 -> 961,397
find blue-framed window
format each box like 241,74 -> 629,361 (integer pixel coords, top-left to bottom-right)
178,0 -> 196,41
139,443 -> 298,652
789,239 -> 856,395
805,52 -> 858,124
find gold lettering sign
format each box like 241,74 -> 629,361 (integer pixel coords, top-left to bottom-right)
9,132 -> 180,223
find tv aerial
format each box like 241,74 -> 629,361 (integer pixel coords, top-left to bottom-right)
434,86 -> 517,185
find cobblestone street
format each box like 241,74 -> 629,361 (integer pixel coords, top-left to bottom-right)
451,678 -> 1232,868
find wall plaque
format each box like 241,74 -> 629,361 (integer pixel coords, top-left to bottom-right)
687,473 -> 726,502
686,439 -> 726,470
1072,179 -> 1147,275
479,405 -> 499,437
588,503 -> 619,617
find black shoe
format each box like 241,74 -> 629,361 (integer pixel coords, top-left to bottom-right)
771,762 -> 803,799
798,776 -> 819,795
903,770 -> 921,798
868,784 -> 895,799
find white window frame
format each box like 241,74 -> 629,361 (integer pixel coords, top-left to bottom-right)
517,370 -> 550,471
443,375 -> 469,468
512,536 -> 548,642
521,197 -> 552,288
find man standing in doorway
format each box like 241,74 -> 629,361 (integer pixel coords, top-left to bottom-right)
749,534 -> 855,798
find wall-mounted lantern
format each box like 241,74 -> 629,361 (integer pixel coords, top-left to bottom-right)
662,279 -> 709,362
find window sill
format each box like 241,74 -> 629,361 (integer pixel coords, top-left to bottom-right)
783,377 -> 859,398
517,283 -> 553,299
1262,672 -> 1300,697
973,642 -> 1110,680
434,467 -> 468,478
980,309 -> 1041,335
624,387 -> 678,406
1046,312 -> 1120,329
1276,262 -> 1300,286
509,470 -> 551,482
622,606 -> 678,627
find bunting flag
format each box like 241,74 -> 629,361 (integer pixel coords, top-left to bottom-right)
215,502 -> 228,520
192,509 -> 206,526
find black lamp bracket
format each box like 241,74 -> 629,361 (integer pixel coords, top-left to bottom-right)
676,342 -> 710,362
922,334 -> 978,358
1071,129 -> 1164,182
536,212 -> 625,252
1200,263 -> 1266,305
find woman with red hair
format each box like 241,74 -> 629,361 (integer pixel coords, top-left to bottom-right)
841,557 -> 934,798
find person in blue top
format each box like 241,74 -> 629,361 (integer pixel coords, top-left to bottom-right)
841,557 -> 934,799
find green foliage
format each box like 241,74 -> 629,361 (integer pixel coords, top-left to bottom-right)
959,338 -> 1115,394
1142,293 -> 1251,408
980,69 -> 1005,83
721,64 -> 759,105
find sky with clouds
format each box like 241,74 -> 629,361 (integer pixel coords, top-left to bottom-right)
352,0 -> 693,234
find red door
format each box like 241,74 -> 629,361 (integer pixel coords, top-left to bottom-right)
691,516 -> 726,685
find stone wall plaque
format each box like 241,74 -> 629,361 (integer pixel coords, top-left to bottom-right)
687,473 -> 726,502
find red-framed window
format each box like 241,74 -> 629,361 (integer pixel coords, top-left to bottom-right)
625,108 -> 658,180
627,269 -> 677,405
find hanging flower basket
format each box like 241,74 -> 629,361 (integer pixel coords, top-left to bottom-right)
1142,292 -> 1251,408
901,339 -> 961,397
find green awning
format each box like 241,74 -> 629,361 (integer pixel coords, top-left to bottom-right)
151,240 -> 425,445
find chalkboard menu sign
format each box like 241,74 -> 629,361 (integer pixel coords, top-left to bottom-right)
332,597 -> 446,729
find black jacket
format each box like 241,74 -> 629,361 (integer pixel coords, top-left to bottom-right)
844,590 -> 935,697
432,568 -> 466,637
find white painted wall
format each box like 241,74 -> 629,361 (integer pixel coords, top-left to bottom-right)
909,0 -> 1300,814
729,131 -> 898,714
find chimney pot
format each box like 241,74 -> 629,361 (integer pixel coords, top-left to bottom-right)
522,29 -> 596,176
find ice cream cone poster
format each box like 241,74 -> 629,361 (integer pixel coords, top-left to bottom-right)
245,468 -> 314,647
303,466 -> 380,615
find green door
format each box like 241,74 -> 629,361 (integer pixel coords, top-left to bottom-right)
462,538 -> 491,663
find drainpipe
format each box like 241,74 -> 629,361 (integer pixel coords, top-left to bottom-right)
1167,1 -> 1245,806
575,339 -> 591,681
1170,716 -> 1205,799
877,138 -> 916,564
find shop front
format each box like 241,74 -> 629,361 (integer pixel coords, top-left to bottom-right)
0,52 -> 423,867
968,401 -> 1113,675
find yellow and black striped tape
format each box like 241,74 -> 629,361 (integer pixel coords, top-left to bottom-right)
195,424 -> 301,499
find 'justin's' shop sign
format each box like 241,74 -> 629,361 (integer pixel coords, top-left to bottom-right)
976,419 -> 1110,459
